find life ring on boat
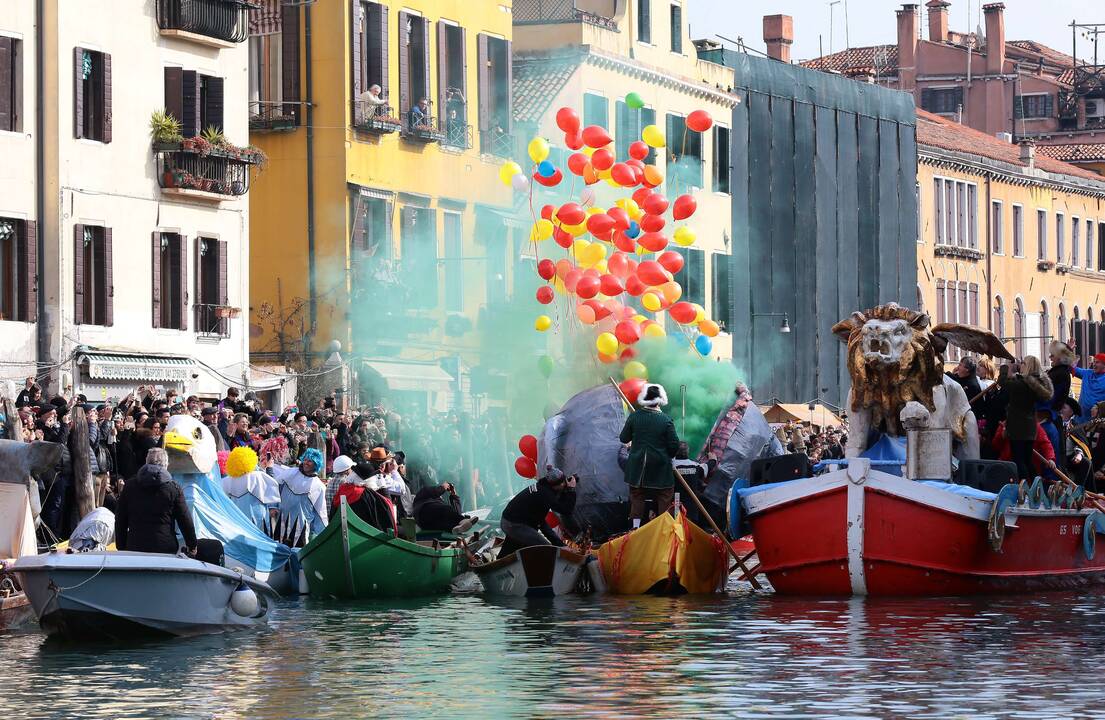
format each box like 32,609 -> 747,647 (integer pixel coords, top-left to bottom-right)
1083,510 -> 1105,560
988,483 -> 1021,553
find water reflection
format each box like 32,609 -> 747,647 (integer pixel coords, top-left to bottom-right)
5,582 -> 1105,718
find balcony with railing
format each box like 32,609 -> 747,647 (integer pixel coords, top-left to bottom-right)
194,304 -> 236,338
481,127 -> 513,158
442,120 -> 472,150
156,0 -> 254,48
155,139 -> 263,202
352,101 -> 404,135
401,115 -> 447,144
249,101 -> 297,133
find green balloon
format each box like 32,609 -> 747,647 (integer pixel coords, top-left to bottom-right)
626,92 -> 645,110
537,355 -> 555,379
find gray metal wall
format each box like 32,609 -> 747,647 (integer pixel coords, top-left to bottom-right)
721,53 -> 918,409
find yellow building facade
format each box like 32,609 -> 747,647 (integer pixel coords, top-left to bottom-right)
248,0 -> 515,407
916,111 -> 1105,366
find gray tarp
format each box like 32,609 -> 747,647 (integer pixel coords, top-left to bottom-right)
699,403 -> 785,509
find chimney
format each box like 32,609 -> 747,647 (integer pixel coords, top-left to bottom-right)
927,0 -> 950,42
897,4 -> 919,90
983,3 -> 1006,74
763,14 -> 793,63
1019,140 -> 1035,168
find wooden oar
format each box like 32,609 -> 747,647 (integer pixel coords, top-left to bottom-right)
969,383 -> 999,405
608,378 -> 763,590
1033,449 -> 1105,511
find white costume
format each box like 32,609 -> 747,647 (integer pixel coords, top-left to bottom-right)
270,464 -> 329,542
222,470 -> 280,532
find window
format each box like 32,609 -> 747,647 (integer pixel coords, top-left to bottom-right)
443,211 -> 463,312
615,100 -> 656,163
669,3 -> 683,53
351,194 -> 392,260
666,113 -> 703,189
967,184 -> 977,248
74,47 -> 111,142
935,179 -> 945,245
477,34 -> 512,155
713,125 -> 730,194
352,1 -> 388,101
1041,301 -> 1051,351
195,237 -> 228,336
920,86 -> 963,115
438,22 -> 468,149
711,252 -> 731,330
73,224 -> 112,326
1099,222 -> 1105,271
152,231 -> 187,330
935,177 -> 978,248
165,69 -> 224,138
1036,209 -> 1047,260
0,217 -> 35,322
400,206 -> 437,309
1072,216 -> 1081,266
993,296 -> 1005,342
398,12 -> 430,122
1059,303 -> 1068,344
1056,212 -> 1066,264
0,36 -> 22,132
1088,218 -> 1095,272
637,0 -> 652,43
1012,204 -> 1024,257
249,2 -> 300,125
671,247 -> 704,306
990,200 -> 1003,254
944,179 -> 955,244
583,93 -> 608,129
956,183 -> 967,247
1014,93 -> 1053,119
1013,298 -> 1026,360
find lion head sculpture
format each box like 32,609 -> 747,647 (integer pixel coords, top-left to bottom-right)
833,303 -> 1013,434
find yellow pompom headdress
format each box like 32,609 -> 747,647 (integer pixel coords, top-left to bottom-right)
226,446 -> 259,478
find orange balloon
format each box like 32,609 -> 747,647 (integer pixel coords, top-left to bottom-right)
661,281 -> 682,304
642,165 -> 663,187
597,351 -> 618,364
583,164 -> 599,185
577,303 -> 597,324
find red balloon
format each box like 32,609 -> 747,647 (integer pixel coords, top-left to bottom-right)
687,109 -> 714,133
536,286 -> 554,304
515,456 -> 537,478
632,187 -> 653,206
619,377 -> 647,406
673,194 -> 697,220
540,204 -> 555,220
637,231 -> 669,253
533,168 -> 563,187
608,207 -> 630,230
613,231 -> 636,254
553,226 -> 573,249
567,152 -> 589,176
564,269 -> 582,293
586,213 -> 616,237
639,214 -> 666,233
581,125 -> 613,148
615,320 -> 641,345
610,162 -> 638,187
669,301 -> 697,324
565,131 -> 584,150
657,250 -> 684,274
575,274 -> 600,299
608,252 -> 630,278
643,194 -> 669,216
637,260 -> 669,286
591,148 -> 615,171
628,141 -> 649,160
555,258 -> 574,279
625,274 -> 646,297
600,273 -> 624,296
537,258 -> 555,280
586,299 -> 612,321
556,107 -> 581,134
557,202 -> 586,226
519,434 -> 539,460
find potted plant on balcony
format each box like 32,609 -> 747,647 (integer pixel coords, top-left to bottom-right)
150,109 -> 183,151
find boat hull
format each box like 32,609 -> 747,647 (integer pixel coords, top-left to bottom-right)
473,545 -> 588,597
0,592 -> 33,630
13,552 -> 275,640
299,501 -> 466,598
595,511 -> 728,595
743,459 -> 1105,596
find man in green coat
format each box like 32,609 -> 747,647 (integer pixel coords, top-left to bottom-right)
620,383 -> 681,525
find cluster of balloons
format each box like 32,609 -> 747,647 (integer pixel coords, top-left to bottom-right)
514,434 -> 539,479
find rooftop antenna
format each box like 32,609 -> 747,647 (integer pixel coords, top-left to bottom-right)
828,0 -> 841,55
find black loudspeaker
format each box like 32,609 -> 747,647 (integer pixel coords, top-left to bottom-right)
956,460 -> 1019,493
749,454 -> 812,487
194,538 -> 225,566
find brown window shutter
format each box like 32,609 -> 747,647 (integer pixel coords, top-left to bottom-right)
73,48 -> 84,138
182,70 -> 200,137
164,67 -> 184,127
102,52 -> 112,143
375,3 -> 388,94
218,240 -> 228,334
420,19 -> 430,119
204,76 -> 225,132
178,234 -> 188,331
0,38 -> 12,132
476,34 -> 489,133
436,22 -> 447,118
281,3 -> 301,124
459,27 -> 468,112
151,231 -> 162,328
73,224 -> 85,324
351,195 -> 366,252
398,11 -> 410,116
19,220 -> 37,322
968,283 -> 979,327
194,237 -> 202,324
503,41 -> 513,136
103,227 -> 113,326
350,0 -> 362,108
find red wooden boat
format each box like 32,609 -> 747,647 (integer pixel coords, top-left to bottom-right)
741,458 -> 1105,596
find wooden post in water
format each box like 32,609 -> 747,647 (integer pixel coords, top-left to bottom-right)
70,406 -> 96,519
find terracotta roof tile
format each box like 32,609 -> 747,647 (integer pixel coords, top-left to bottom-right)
800,44 -> 898,75
1006,40 -> 1075,69
1036,143 -> 1105,164
512,57 -> 579,125
916,109 -> 1105,183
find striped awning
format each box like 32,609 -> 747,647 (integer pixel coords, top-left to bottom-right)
249,0 -> 282,36
79,353 -> 194,383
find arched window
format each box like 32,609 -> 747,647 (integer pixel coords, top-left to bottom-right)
1059,303 -> 1068,344
917,284 -> 924,313
1090,307 -> 1099,357
993,295 -> 1006,345
1040,300 -> 1050,361
1014,298 -> 1026,360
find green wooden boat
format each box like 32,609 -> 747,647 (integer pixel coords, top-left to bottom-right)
299,499 -> 467,598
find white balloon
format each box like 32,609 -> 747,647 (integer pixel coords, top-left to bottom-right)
580,187 -> 597,207
511,173 -> 530,192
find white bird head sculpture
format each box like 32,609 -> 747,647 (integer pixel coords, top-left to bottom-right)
162,414 -> 218,476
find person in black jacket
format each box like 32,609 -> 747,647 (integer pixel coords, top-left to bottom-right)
115,448 -> 198,556
500,467 -> 577,553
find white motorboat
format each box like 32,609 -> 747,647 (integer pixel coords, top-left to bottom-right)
0,480 -> 39,631
472,544 -> 590,597
13,551 -> 278,640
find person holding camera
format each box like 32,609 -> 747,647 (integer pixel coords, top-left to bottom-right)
499,466 -> 577,552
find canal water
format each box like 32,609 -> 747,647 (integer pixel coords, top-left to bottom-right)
6,577 -> 1105,719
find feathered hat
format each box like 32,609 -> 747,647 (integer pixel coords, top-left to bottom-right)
1049,340 -> 1076,366
638,383 -> 668,408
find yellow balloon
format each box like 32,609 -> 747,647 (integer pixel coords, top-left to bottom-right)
595,259 -> 608,273
528,137 -> 550,164
673,226 -> 696,247
605,177 -> 622,187
598,167 -> 612,180
699,319 -> 720,337
582,243 -> 606,266
642,292 -> 662,312
644,323 -> 666,338
585,206 -> 604,216
567,222 -> 588,237
582,146 -> 595,157
535,315 -> 552,332
632,314 -> 648,324
530,218 -> 554,241
596,332 -> 619,356
573,238 -> 591,257
623,361 -> 648,380
553,277 -> 566,294
499,161 -> 522,187
692,303 -> 706,323
642,124 -> 666,148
